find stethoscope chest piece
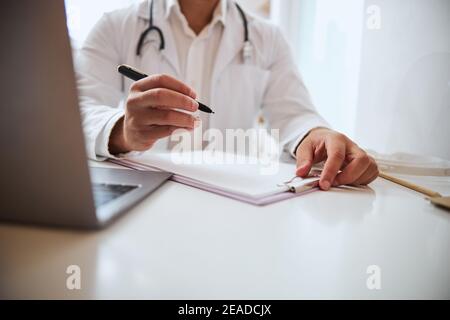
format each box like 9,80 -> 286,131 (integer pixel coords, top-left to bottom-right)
243,41 -> 253,62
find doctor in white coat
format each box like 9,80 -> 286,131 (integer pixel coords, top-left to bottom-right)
77,0 -> 378,190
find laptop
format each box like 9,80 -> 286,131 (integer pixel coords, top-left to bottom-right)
0,0 -> 172,228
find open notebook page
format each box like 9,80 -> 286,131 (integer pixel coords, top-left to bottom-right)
125,151 -> 316,198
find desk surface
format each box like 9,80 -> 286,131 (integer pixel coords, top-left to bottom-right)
1,162 -> 449,299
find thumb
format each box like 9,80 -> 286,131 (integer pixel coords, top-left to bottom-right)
296,139 -> 314,177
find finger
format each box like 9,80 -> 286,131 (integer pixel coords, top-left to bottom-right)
296,139 -> 314,177
137,109 -> 197,129
353,161 -> 379,185
320,141 -> 346,190
140,125 -> 183,142
334,149 -> 371,186
128,125 -> 184,151
130,88 -> 199,112
133,74 -> 197,99
362,171 -> 379,186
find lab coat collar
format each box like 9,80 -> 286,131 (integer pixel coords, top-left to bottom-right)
211,2 -> 248,83
138,0 -> 228,25
165,0 -> 228,40
165,0 -> 228,26
137,0 -> 165,20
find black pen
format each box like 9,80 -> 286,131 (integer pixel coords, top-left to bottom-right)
118,64 -> 215,114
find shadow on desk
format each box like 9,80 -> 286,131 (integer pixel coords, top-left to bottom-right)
301,185 -> 376,225
0,225 -> 99,299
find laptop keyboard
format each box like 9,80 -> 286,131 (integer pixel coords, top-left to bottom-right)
92,183 -> 138,207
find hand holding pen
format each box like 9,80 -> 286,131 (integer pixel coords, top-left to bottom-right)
108,65 -> 214,155
118,65 -> 214,113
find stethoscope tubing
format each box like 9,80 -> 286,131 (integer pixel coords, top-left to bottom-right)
136,0 -> 250,57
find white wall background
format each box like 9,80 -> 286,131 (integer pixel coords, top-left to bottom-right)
271,0 -> 365,138
65,0 -> 136,48
355,0 -> 450,160
272,0 -> 450,160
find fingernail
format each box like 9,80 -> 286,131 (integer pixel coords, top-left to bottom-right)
296,161 -> 308,174
299,160 -> 309,169
192,99 -> 199,110
322,181 -> 330,190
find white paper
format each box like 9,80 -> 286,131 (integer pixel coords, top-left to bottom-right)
125,151 -> 317,198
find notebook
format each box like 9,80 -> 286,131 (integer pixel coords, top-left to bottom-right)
110,151 -> 320,205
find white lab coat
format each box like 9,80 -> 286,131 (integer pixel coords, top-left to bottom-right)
76,0 -> 328,160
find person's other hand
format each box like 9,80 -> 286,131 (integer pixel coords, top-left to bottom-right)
295,128 -> 379,190
109,74 -> 199,155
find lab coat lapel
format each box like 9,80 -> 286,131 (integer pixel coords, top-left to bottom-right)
212,5 -> 244,85
158,19 -> 181,76
137,0 -> 180,76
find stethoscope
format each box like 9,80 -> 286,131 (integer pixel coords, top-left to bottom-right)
136,0 -> 253,62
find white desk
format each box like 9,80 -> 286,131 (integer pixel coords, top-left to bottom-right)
1,162 -> 449,299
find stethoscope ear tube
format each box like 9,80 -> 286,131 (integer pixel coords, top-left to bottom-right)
136,26 -> 165,55
234,2 -> 249,43
136,0 -> 165,55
